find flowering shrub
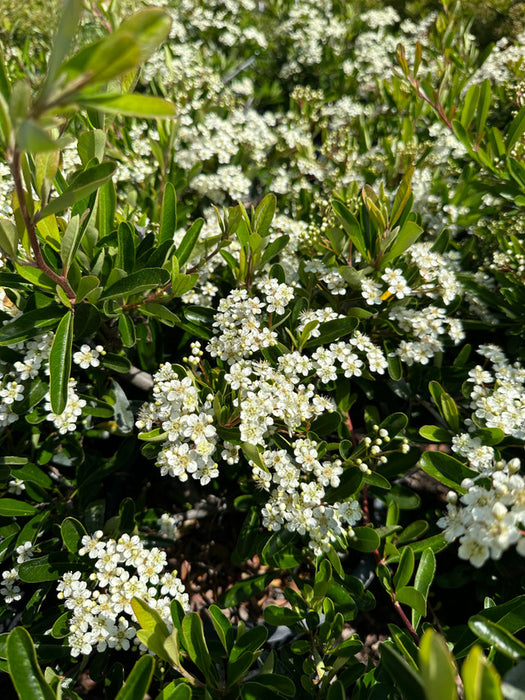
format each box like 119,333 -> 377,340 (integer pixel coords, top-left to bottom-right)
0,0 -> 524,698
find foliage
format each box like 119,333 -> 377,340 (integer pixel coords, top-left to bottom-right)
0,0 -> 524,698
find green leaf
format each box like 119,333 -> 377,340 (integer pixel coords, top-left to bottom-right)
171,272 -> 199,297
332,199 -> 367,260
209,605 -> 234,655
159,182 -> 177,245
412,548 -> 436,630
176,218 -> 203,267
462,645 -> 503,700
39,162 -> 116,219
0,306 -> 62,346
396,520 -> 429,545
98,179 -> 115,238
396,586 -> 426,618
304,316 -> 357,348
469,616 -> 525,660
241,675 -> 295,698
349,526 -> 380,553
60,215 -> 82,273
419,425 -> 451,443
118,315 -> 136,347
78,129 -> 106,166
380,642 -> 425,700
49,311 -> 73,414
99,267 -> 169,300
0,218 -> 20,258
506,104 -> 525,154
0,498 -> 38,517
116,222 -> 136,273
11,463 -> 52,488
419,451 -> 477,494
475,79 -> 491,137
440,392 -> 460,432
390,167 -> 414,228
51,612 -> 70,640
7,627 -> 55,700
381,220 -> 423,267
118,8 -> 172,65
263,605 -> 302,627
181,613 -> 218,685
393,546 -> 414,590
461,84 -> 480,130
18,554 -> 88,582
219,572 -> 275,608
75,275 -> 100,304
261,530 -> 302,569
115,656 -> 155,700
253,194 -> 276,237
419,629 -> 458,700
39,0 -> 83,100
60,517 -> 86,554
79,93 -> 175,118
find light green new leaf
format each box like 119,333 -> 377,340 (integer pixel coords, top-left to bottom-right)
48,311 -> 73,414
115,656 -> 155,700
506,104 -> 525,154
39,0 -> 83,100
381,220 -> 423,267
7,627 -> 55,700
253,193 -> 276,237
181,613 -> 219,685
462,645 -> 503,700
390,166 -> 414,228
419,629 -> 458,700
0,218 -> 19,258
79,93 -> 176,118
118,8 -> 172,64
77,129 -> 106,166
209,605 -> 234,655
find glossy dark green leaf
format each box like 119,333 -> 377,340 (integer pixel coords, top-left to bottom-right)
18,553 -> 88,583
241,674 -> 295,698
159,182 -> 177,245
419,451 -> 477,493
380,642 -> 425,700
412,548 -> 436,629
51,612 -> 70,639
118,314 -> 136,347
0,306 -> 62,346
219,572 -> 274,608
263,605 -> 302,627
261,530 -> 302,569
304,316 -> 357,348
419,425 -> 451,443
469,616 -> 525,660
61,517 -> 86,554
393,546 -> 414,590
48,311 -> 73,414
175,218 -> 203,267
332,198 -> 367,260
7,627 -> 55,700
209,605 -> 234,655
350,526 -> 380,553
99,267 -> 169,300
181,613 -> 218,685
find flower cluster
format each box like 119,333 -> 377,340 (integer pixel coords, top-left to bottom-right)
437,346 -> 525,566
136,365 -> 219,485
57,532 -> 189,657
257,438 -> 361,556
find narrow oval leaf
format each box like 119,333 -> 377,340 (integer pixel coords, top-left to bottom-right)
49,311 -> 73,415
0,498 -> 38,517
7,627 -> 55,700
159,182 -> 177,245
469,616 -> 525,660
99,267 -> 169,300
39,162 -> 116,219
115,656 -> 155,700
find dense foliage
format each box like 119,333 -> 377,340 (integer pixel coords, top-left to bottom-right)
0,0 -> 524,698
